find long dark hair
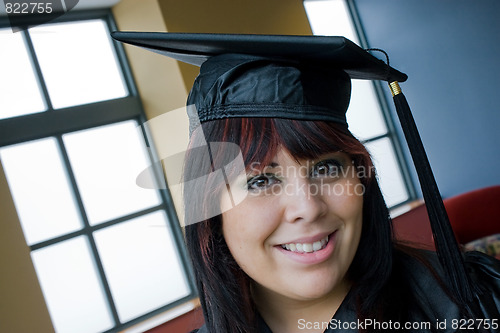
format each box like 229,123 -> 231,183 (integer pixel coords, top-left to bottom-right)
184,118 -> 404,332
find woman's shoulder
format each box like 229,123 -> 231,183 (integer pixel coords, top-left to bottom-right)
394,247 -> 500,324
395,246 -> 500,289
393,247 -> 460,322
463,249 -> 500,287
395,247 -> 444,280
394,247 -> 447,284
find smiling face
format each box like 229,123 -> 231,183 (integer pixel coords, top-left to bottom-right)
221,148 -> 364,305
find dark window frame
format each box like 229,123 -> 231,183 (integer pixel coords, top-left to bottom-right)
345,0 -> 417,206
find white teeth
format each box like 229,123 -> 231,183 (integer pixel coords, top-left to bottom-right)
303,243 -> 313,253
280,236 -> 329,253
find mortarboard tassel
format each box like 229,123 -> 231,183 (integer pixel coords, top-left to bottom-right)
388,81 -> 495,321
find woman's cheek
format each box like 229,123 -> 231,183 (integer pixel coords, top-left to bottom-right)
222,198 -> 281,266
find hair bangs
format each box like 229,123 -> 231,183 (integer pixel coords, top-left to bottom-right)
205,118 -> 366,174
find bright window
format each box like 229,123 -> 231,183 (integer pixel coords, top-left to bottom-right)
0,28 -> 45,119
62,121 -> 162,225
0,12 -> 194,333
304,0 -> 414,207
30,20 -> 127,109
1,137 -> 83,245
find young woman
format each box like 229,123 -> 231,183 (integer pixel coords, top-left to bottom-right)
183,118 -> 461,333
111,33 -> 500,333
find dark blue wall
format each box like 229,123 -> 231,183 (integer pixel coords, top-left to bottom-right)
354,0 -> 500,198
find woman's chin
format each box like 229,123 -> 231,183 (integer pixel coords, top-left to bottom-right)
282,275 -> 342,302
292,288 -> 334,301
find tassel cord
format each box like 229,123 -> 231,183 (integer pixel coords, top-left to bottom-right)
392,92 -> 475,305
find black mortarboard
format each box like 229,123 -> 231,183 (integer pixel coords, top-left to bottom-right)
111,33 -> 406,130
112,32 -> 494,319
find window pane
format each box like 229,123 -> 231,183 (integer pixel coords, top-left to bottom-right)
63,121 -> 161,224
29,20 -> 127,109
346,80 -> 387,140
0,29 -> 45,119
0,138 -> 83,245
304,0 -> 359,42
31,237 -> 114,333
365,137 -> 409,207
94,211 -> 190,322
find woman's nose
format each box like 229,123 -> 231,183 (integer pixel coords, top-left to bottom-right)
281,177 -> 327,224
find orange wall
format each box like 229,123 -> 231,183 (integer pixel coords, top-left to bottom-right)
157,0 -> 313,90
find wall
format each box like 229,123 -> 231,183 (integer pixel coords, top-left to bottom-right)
354,0 -> 500,198
112,0 -> 188,120
0,161 -> 54,333
157,0 -> 313,89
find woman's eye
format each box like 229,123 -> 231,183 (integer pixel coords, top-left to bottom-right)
311,159 -> 343,178
246,174 -> 279,191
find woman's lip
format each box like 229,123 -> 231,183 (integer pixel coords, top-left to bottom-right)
278,231 -> 334,245
275,231 -> 337,265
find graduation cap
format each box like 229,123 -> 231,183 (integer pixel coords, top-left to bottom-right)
112,33 -> 408,132
111,32 -> 491,318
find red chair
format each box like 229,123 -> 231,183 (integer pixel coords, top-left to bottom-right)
444,185 -> 500,244
393,185 -> 500,249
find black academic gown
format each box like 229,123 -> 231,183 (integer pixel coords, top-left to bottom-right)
194,251 -> 500,333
